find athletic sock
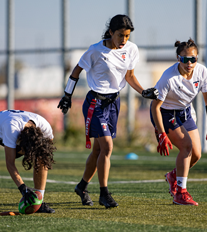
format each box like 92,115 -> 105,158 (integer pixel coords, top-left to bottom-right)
100,187 -> 109,197
176,177 -> 187,189
77,178 -> 88,191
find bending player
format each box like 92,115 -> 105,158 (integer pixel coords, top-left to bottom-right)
0,110 -> 56,213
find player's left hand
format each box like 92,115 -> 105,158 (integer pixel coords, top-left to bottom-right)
157,132 -> 173,156
142,88 -> 159,100
57,94 -> 71,114
18,184 -> 37,205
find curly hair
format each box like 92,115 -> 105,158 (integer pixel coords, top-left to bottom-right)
174,38 -> 198,55
18,126 -> 56,172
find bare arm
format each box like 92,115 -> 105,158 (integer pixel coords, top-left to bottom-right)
202,92 -> 207,107
4,146 -> 24,187
71,64 -> 83,79
125,69 -> 144,95
151,99 -> 165,134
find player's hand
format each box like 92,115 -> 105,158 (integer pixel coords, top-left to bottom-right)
142,88 -> 159,100
57,94 -> 71,114
18,184 -> 37,205
157,132 -> 173,156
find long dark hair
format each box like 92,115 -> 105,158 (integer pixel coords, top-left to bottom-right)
175,38 -> 198,55
102,14 -> 134,39
18,126 -> 56,172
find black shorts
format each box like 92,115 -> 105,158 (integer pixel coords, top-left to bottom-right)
150,105 -> 197,134
82,90 -> 120,139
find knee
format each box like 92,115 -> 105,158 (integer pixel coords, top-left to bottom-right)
192,151 -> 201,162
181,140 -> 192,157
101,144 -> 113,158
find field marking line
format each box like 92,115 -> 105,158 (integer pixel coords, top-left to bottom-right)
1,175 -> 207,185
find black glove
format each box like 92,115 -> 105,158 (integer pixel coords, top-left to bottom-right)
57,94 -> 71,114
18,184 -> 37,205
142,88 -> 159,100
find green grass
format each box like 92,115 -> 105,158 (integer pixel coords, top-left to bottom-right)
1,148 -> 207,231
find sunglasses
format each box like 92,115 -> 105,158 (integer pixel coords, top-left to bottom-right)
178,55 -> 198,64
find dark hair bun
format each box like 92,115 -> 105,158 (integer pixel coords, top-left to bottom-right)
174,41 -> 181,47
188,38 -> 195,44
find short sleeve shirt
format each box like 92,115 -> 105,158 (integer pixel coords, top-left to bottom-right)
0,110 -> 54,148
155,62 -> 207,109
78,40 -> 139,94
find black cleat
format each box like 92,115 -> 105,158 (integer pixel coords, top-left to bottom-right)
36,202 -> 55,213
99,193 -> 118,209
75,185 -> 93,206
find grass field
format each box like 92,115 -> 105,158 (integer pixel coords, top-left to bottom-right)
1,148 -> 207,232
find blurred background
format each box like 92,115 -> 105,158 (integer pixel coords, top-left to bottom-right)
0,0 -> 206,151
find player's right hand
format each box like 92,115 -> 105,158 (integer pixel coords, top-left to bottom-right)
157,132 -> 173,156
57,94 -> 71,114
18,184 -> 37,205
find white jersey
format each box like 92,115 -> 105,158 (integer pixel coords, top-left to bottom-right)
155,62 -> 207,110
78,40 -> 139,94
0,110 -> 54,148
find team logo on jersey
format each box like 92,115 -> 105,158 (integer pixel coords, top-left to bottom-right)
101,123 -> 107,131
121,53 -> 126,61
193,81 -> 199,88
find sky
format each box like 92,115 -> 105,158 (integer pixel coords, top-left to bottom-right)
0,0 -> 206,67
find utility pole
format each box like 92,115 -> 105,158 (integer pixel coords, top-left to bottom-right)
61,0 -> 68,130
126,0 -> 135,142
203,0 -> 207,152
194,0 -> 204,151
6,0 -> 15,110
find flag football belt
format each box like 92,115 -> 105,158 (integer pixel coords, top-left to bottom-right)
85,91 -> 120,149
90,90 -> 120,109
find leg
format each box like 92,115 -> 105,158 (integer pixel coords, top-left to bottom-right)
75,138 -> 100,206
33,162 -> 48,190
96,136 -> 118,208
164,126 -> 191,197
96,136 -> 113,187
168,126 -> 192,177
167,126 -> 198,205
82,138 -> 100,182
188,129 -> 201,168
33,161 -> 55,213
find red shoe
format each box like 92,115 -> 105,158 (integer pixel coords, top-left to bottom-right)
173,187 -> 198,206
165,168 -> 177,197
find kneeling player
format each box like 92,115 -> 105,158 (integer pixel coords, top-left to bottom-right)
0,110 -> 56,213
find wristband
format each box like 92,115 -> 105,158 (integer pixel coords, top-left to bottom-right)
65,75 -> 79,95
18,183 -> 26,193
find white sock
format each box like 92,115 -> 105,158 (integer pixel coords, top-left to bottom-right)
36,189 -> 45,201
176,177 -> 187,189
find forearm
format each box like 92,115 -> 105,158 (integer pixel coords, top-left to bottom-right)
6,162 -> 24,187
126,74 -> 144,94
151,100 -> 165,133
5,146 -> 24,187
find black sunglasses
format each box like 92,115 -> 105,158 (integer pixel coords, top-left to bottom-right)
178,55 -> 198,64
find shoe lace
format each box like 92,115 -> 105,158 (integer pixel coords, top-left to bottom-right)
83,190 -> 91,200
105,193 -> 115,203
186,192 -> 192,199
182,191 -> 192,200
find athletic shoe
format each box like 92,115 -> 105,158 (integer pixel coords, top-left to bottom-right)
36,202 -> 55,213
173,187 -> 198,206
165,168 -> 177,197
75,185 -> 93,206
99,193 -> 118,209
